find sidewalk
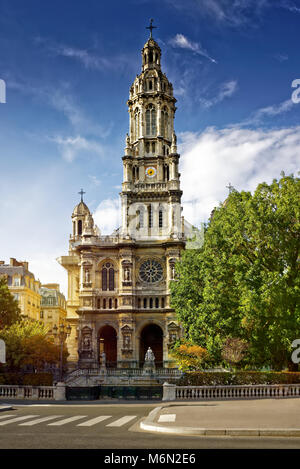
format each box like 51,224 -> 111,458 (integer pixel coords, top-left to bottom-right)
140,398 -> 300,437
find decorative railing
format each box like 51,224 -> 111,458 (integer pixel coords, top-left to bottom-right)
162,383 -> 300,401
65,367 -> 182,383
0,385 -> 55,400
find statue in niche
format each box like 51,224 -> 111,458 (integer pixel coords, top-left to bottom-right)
124,335 -> 131,349
83,336 -> 91,349
145,347 -> 155,362
85,269 -> 90,283
100,351 -> 106,367
124,267 -> 131,281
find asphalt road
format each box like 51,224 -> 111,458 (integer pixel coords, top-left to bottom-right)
0,403 -> 300,450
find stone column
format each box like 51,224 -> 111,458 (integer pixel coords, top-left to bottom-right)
54,382 -> 66,401
162,382 -> 176,401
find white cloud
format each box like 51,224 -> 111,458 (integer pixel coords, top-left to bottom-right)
179,125 -> 300,225
51,135 -> 104,162
244,98 -> 295,125
93,199 -> 121,235
169,33 -> 217,63
200,80 -> 238,108
88,175 -> 101,186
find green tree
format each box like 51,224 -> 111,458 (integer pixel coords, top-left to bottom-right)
0,277 -> 21,328
0,319 -> 65,371
170,174 -> 300,370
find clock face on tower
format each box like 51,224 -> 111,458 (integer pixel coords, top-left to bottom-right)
145,166 -> 156,178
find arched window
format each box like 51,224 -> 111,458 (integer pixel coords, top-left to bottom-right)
78,220 -> 82,235
109,298 -> 112,309
102,263 -> 115,291
149,298 -> 153,309
143,298 -> 147,308
159,208 -> 163,228
149,51 -> 153,63
103,298 -> 106,309
102,267 -> 107,291
163,164 -> 169,181
109,267 -> 114,291
152,142 -> 155,153
97,298 -> 101,309
135,109 -> 140,140
155,298 -> 159,308
149,80 -> 152,90
146,104 -> 156,136
138,298 -> 141,308
148,205 -> 153,228
115,298 -> 118,309
161,298 -> 165,308
161,107 -> 168,138
138,206 -> 144,228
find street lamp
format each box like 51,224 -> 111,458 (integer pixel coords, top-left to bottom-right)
52,323 -> 71,382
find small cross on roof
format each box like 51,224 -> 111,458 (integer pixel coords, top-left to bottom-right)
146,18 -> 157,38
78,188 -> 86,202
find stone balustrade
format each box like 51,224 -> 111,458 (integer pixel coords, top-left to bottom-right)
0,383 -> 65,400
162,383 -> 300,401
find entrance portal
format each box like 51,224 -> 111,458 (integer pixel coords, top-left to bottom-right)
140,324 -> 163,367
98,325 -> 117,368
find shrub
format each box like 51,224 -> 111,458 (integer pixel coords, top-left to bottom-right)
176,371 -> 300,386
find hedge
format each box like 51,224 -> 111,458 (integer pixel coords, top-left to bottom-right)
176,371 -> 300,386
0,372 -> 53,386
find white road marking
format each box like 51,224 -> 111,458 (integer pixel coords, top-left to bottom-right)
48,415 -> 87,426
158,414 -> 176,423
77,416 -> 112,427
0,415 -> 38,426
0,414 -> 15,420
106,415 -> 137,427
19,415 -> 63,426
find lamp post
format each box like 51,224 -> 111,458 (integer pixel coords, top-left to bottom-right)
52,323 -> 71,382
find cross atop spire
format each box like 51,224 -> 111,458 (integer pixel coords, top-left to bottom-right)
146,18 -> 157,38
78,188 -> 86,202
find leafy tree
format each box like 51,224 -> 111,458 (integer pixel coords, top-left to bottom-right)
0,319 -> 66,371
221,337 -> 248,369
170,174 -> 300,370
170,340 -> 210,371
0,277 -> 21,328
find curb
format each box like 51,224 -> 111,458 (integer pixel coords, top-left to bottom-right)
0,405 -> 13,412
140,406 -> 300,437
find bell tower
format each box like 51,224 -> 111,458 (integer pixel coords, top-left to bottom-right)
121,21 -> 183,241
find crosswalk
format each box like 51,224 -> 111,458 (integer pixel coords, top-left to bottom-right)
0,413 -> 138,428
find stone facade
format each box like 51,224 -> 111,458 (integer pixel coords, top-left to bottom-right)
58,33 -> 192,370
0,258 -> 41,321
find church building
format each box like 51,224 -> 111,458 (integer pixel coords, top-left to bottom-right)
58,24 -> 192,371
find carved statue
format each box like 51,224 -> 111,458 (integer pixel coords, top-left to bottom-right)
126,133 -> 130,147
83,336 -> 91,349
84,213 -> 94,230
85,269 -> 90,283
145,347 -> 155,362
101,351 -> 106,366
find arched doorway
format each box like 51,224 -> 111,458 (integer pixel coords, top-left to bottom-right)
98,325 -> 117,368
140,324 -> 163,368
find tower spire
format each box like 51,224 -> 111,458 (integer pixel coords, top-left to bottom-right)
78,188 -> 86,202
146,18 -> 157,38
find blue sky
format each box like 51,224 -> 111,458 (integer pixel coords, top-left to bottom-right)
0,0 -> 299,295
